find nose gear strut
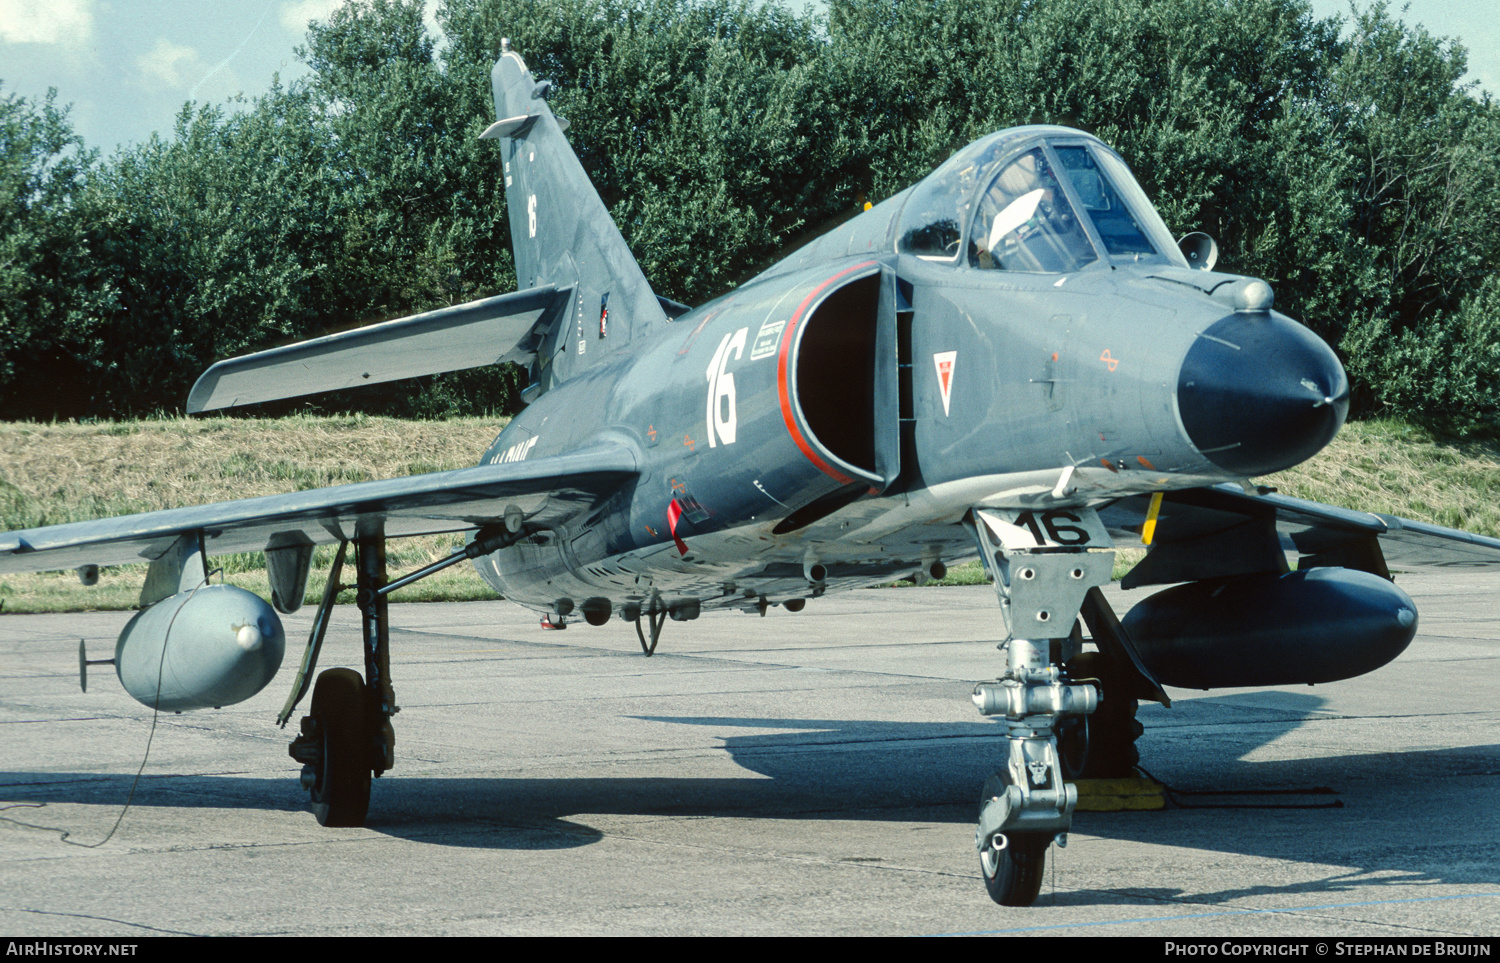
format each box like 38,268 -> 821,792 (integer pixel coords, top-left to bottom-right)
968,506 -> 1115,905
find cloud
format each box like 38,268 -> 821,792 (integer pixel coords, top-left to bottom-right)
137,38 -> 203,90
0,0 -> 94,45
279,0 -> 345,34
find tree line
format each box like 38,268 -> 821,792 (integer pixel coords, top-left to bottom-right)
2,0 -> 1497,426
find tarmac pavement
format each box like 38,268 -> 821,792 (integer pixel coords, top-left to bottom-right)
2,574 -> 1497,936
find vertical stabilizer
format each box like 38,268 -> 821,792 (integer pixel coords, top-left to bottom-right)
485,40 -> 668,390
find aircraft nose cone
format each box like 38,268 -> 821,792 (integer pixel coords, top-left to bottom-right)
1177,313 -> 1348,475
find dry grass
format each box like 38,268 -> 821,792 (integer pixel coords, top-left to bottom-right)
1266,419 -> 1500,538
3,415 -> 1497,614
0,414 -> 504,528
0,415 -> 506,613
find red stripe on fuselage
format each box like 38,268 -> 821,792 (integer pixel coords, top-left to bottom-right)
776,262 -> 877,486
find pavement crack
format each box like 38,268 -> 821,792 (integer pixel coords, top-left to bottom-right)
0,906 -> 204,936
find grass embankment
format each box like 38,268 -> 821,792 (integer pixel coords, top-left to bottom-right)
1266,419 -> 1500,535
3,416 -> 1498,613
0,415 -> 507,613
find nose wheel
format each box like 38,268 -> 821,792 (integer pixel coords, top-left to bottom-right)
977,772 -> 1051,906
979,831 -> 1050,906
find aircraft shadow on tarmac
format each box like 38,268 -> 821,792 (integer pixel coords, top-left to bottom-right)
3,694 -> 1496,903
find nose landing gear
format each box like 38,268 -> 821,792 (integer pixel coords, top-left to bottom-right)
971,638 -> 1098,905
968,506 -> 1116,905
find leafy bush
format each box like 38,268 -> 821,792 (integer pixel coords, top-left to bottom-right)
1,0 -> 1496,428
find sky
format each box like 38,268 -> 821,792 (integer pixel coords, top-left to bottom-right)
1,0 -> 1496,156
0,0 -> 437,153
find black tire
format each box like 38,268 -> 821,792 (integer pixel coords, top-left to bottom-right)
1056,714 -> 1090,778
979,832 -> 1049,906
309,668 -> 372,827
1062,651 -> 1142,779
977,772 -> 1050,906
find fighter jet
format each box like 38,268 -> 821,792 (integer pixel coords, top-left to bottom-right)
4,40 -> 1499,906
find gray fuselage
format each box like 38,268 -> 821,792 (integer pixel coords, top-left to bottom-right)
473,127 -> 1346,622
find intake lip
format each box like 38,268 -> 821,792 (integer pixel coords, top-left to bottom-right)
1177,313 -> 1348,476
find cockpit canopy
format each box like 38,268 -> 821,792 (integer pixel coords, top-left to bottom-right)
896,127 -> 1185,273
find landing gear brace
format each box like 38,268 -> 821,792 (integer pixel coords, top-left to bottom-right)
284,536 -> 394,827
968,506 -> 1114,905
285,526 -> 520,826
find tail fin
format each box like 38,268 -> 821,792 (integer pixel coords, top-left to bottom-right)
485,39 -> 668,390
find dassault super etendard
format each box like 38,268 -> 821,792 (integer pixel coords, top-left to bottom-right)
6,39 -> 1499,906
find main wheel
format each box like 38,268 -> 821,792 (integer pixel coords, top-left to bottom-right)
1056,713 -> 1090,778
977,773 -> 1050,906
1061,651 -> 1143,779
308,668 -> 372,827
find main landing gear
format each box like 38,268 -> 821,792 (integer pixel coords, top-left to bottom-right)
301,667 -> 372,826
1058,650 -> 1144,779
286,536 -> 396,826
280,526 -> 523,826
